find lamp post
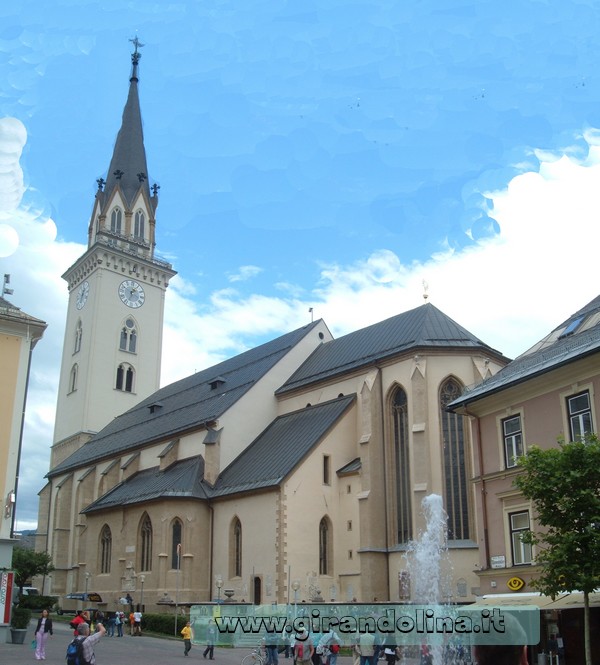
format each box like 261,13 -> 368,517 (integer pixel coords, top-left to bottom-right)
139,574 -> 145,612
84,572 -> 91,615
292,580 -> 300,618
216,577 -> 223,604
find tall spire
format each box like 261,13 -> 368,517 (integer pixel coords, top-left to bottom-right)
102,37 -> 151,208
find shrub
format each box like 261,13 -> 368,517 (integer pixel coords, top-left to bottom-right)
19,594 -> 58,611
11,606 -> 32,629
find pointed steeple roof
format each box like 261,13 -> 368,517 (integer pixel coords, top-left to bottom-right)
102,38 -> 151,208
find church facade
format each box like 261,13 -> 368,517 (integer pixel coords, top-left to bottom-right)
37,45 -> 509,611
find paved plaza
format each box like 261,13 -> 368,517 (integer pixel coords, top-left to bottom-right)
0,619 -> 358,665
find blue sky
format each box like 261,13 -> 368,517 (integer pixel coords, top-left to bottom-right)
2,0 -> 600,528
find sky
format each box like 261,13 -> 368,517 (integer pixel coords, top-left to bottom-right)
2,0 -> 600,531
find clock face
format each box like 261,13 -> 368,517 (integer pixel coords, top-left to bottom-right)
119,279 -> 145,308
75,281 -> 90,310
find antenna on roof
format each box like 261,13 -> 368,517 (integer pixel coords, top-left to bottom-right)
309,307 -> 314,322
3,274 -> 14,297
422,280 -> 429,301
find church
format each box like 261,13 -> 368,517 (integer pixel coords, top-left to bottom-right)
36,44 -> 509,611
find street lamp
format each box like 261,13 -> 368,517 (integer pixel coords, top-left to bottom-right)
292,580 -> 300,617
216,577 -> 223,604
139,574 -> 145,611
84,572 -> 91,615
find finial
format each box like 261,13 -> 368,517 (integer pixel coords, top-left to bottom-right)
129,35 -> 144,80
96,177 -> 105,191
422,280 -> 429,301
151,183 -> 160,197
137,172 -> 147,183
113,169 -> 124,180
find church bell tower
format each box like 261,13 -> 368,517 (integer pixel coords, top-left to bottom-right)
51,40 -> 176,466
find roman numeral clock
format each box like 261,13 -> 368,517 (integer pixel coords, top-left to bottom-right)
118,279 -> 146,308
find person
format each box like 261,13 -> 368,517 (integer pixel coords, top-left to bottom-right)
356,632 -> 375,665
34,608 -> 53,660
106,612 -> 115,637
472,611 -> 528,665
115,610 -> 123,637
318,628 -> 341,665
264,621 -> 279,665
294,628 -> 314,665
74,621 -> 106,665
70,610 -> 86,636
383,644 -> 399,665
133,608 -> 143,636
203,619 -> 217,659
181,620 -> 193,657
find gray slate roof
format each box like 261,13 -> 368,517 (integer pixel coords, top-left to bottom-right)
48,321 -> 323,478
211,394 -> 356,497
277,302 -> 505,394
449,294 -> 600,408
83,394 -> 355,511
0,295 -> 47,328
82,456 -> 207,513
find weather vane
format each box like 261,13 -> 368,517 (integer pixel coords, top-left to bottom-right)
129,35 -> 144,65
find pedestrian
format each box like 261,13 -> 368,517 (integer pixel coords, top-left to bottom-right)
129,610 -> 135,635
181,620 -> 193,657
133,608 -> 143,636
106,612 -> 115,637
70,610 -> 86,636
34,608 -> 53,660
115,611 -> 123,637
264,621 -> 279,665
294,628 -> 314,665
70,621 -> 106,665
203,619 -> 217,659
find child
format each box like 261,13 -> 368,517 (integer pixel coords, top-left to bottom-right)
181,621 -> 193,656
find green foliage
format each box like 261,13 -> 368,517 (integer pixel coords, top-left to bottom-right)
11,546 -> 54,591
18,594 -> 58,611
10,606 -> 32,629
141,612 -> 187,635
515,434 -> 600,598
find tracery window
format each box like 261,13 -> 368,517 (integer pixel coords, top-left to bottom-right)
229,517 -> 242,578
110,208 -> 122,234
140,514 -> 152,572
439,377 -> 470,540
70,364 -> 78,393
319,516 -> 332,575
100,524 -> 112,574
392,387 -> 412,544
119,318 -> 137,353
171,518 -> 182,569
74,320 -> 82,354
134,210 -> 145,239
116,363 -> 135,392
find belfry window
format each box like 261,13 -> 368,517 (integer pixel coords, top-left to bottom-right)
134,210 -> 145,239
116,363 -> 135,392
74,320 -> 82,354
69,364 -> 78,393
119,318 -> 137,353
110,208 -> 122,234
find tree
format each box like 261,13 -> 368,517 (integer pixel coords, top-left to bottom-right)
515,435 -> 600,665
11,545 -> 54,593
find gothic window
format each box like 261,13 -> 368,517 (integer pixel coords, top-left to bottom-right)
171,518 -> 182,569
110,208 -> 122,234
116,363 -> 135,392
70,364 -> 78,393
140,514 -> 152,572
392,387 -> 412,544
229,517 -> 242,578
100,524 -> 112,574
74,320 -> 82,353
439,377 -> 470,540
119,318 -> 137,353
319,516 -> 332,575
134,210 -> 145,239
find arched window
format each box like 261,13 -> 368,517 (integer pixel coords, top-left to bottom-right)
134,210 -> 145,239
319,517 -> 332,575
140,514 -> 152,572
119,318 -> 137,353
392,387 -> 412,543
229,517 -> 242,578
171,519 -> 182,569
70,364 -> 78,393
110,208 -> 122,234
116,364 -> 135,392
100,524 -> 112,574
439,377 -> 470,540
74,320 -> 82,354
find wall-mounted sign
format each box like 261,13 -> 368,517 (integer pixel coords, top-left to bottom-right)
490,555 -> 506,569
507,576 -> 525,592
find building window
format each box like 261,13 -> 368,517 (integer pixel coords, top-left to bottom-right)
323,455 -> 330,485
134,210 -> 145,239
110,208 -> 122,234
140,514 -> 152,572
116,364 -> 135,392
567,391 -> 593,441
347,520 -> 352,531
503,415 -> 524,468
119,318 -> 137,353
100,524 -> 112,574
392,387 -> 412,544
319,516 -> 331,575
509,511 -> 532,565
234,518 -> 242,577
70,364 -> 78,393
74,320 -> 82,354
348,550 -> 353,560
440,377 -> 470,540
171,519 -> 182,569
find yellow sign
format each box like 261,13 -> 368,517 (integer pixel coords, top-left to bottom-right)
507,576 -> 525,591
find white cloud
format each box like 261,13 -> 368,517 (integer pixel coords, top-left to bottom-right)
7,120 -> 600,531
227,265 -> 263,282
